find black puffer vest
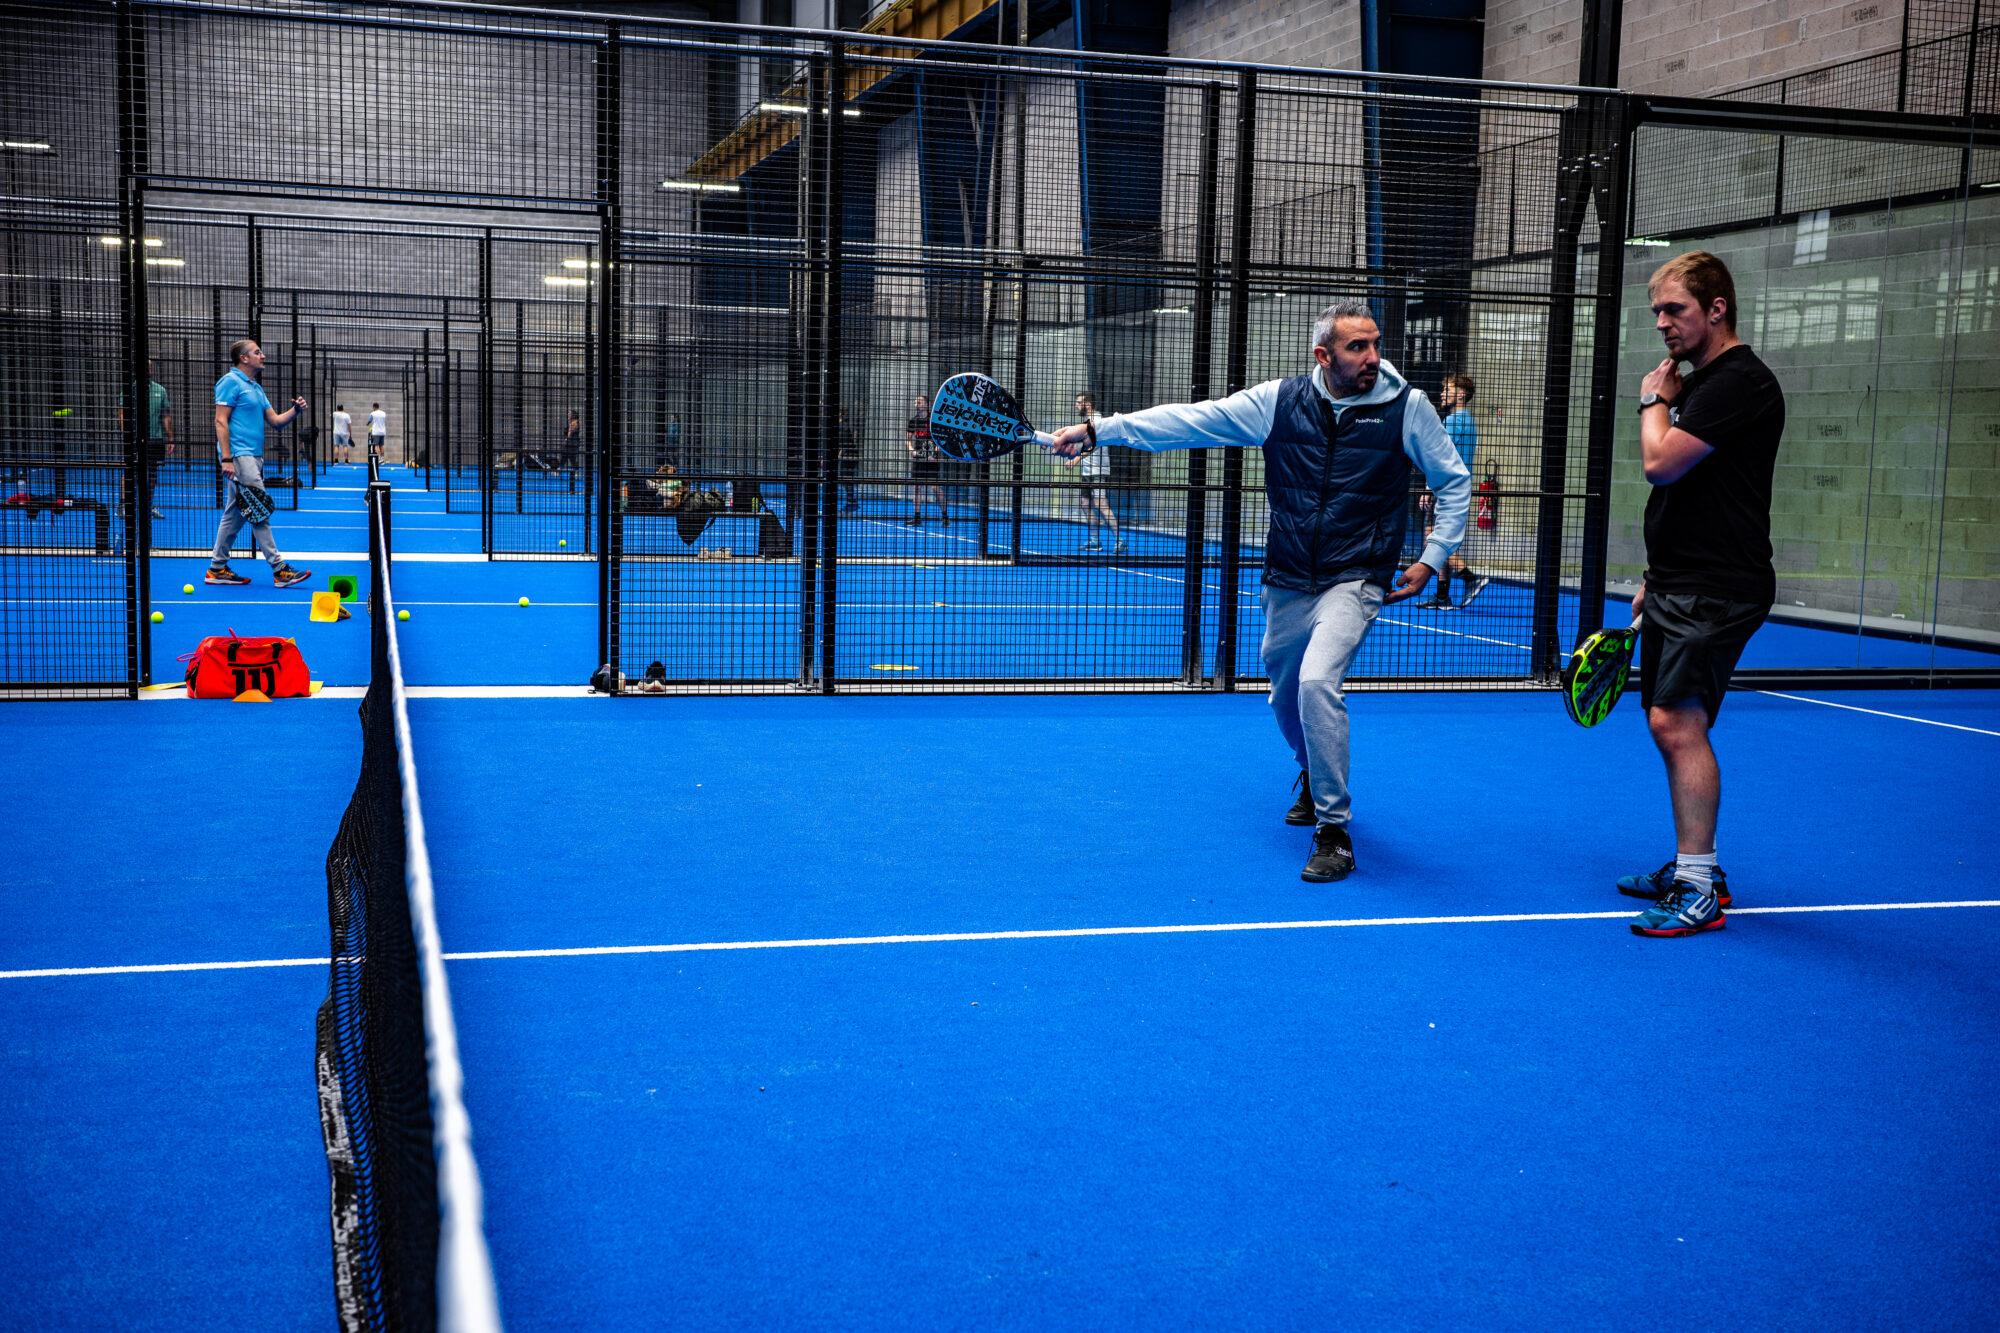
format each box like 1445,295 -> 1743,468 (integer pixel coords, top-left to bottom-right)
1261,373 -> 1413,593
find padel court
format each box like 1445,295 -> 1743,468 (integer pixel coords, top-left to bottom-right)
6,468 -> 1999,1331
5,3 -> 1999,1331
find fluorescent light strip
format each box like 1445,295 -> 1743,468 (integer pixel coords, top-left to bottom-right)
3,140 -> 53,152
99,237 -> 164,247
757,102 -> 859,117
660,180 -> 741,193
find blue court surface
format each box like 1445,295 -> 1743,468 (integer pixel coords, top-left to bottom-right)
3,469 -> 1997,1331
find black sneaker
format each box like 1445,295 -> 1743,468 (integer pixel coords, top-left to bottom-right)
205,565 -> 250,586
1458,575 -> 1490,607
272,564 -> 312,589
1301,823 -> 1355,883
1419,595 -> 1454,610
1284,770 -> 1315,826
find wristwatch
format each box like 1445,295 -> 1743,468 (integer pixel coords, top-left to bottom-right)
1636,392 -> 1672,413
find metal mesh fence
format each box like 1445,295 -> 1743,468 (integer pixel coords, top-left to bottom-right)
6,1 -> 1991,696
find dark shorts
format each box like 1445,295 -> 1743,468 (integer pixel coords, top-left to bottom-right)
146,438 -> 171,465
1639,589 -> 1771,724
910,458 -> 939,481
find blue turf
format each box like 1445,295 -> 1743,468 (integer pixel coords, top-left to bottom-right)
0,703 -> 352,1330
410,690 -> 2000,1331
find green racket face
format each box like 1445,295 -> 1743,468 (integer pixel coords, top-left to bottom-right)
1562,628 -> 1636,728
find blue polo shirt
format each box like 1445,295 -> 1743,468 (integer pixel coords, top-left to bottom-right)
1444,407 -> 1477,471
215,368 -> 272,458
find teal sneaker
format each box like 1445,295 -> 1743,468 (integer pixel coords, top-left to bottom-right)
1629,883 -> 1725,937
1618,860 -> 1730,909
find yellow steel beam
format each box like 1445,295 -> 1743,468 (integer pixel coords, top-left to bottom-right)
677,0 -> 999,184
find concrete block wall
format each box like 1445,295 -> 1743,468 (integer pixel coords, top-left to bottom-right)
1167,0 -> 1363,69
1484,0 -> 1910,94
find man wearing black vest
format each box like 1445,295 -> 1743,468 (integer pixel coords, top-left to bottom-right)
1620,251 -> 1785,938
1051,301 -> 1470,882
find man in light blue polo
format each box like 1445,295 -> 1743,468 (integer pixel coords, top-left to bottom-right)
208,338 -> 311,587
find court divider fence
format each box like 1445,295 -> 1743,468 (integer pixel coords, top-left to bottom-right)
1,0 -> 1994,697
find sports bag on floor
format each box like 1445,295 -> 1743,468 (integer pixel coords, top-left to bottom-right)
180,630 -> 313,699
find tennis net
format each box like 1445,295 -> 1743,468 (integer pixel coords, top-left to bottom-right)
317,481 -> 502,1333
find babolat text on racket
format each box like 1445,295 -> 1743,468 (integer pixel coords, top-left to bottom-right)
928,372 -> 1089,462
1561,612 -> 1642,728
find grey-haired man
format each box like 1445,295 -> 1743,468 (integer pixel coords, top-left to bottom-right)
1052,301 -> 1469,882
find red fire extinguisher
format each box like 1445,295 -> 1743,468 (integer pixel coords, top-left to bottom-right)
1476,470 -> 1498,530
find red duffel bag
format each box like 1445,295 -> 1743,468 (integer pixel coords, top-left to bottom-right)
180,630 -> 313,699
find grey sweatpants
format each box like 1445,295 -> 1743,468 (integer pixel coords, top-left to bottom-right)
209,453 -> 286,571
1260,579 -> 1384,829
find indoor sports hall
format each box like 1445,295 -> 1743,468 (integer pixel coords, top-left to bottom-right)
3,2 -> 1996,1330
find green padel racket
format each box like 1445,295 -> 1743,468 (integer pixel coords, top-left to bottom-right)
929,372 -> 1089,462
1561,613 -> 1642,728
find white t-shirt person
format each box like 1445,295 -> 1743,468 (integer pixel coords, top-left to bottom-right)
367,408 -> 387,438
332,409 -> 351,441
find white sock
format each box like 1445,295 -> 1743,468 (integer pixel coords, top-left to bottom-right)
1675,850 -> 1718,895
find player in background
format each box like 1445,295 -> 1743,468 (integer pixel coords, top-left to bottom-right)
1419,373 -> 1489,609
1065,391 -> 1124,554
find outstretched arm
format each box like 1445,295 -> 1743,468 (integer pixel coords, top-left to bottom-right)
1051,381 -> 1280,456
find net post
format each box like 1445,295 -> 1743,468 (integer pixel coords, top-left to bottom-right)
368,480 -> 391,683
1214,68 -> 1257,693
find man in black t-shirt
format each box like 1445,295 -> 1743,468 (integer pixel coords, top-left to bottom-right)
1622,251 -> 1785,939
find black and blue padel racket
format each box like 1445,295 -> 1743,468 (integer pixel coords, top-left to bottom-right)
929,373 -> 1088,462
236,481 -> 276,524
1561,613 -> 1642,728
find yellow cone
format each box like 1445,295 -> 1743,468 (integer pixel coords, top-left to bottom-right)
310,591 -> 344,622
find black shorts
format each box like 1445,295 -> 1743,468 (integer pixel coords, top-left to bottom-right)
1639,589 -> 1770,724
910,458 -> 940,481
146,439 -> 171,465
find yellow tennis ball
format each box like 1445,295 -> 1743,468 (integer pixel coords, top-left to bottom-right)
397,609 -> 410,621
518,596 -> 530,607
559,539 -> 567,547
150,610 -> 164,623
181,583 -> 194,595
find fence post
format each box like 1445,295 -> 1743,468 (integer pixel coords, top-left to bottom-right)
1575,93 -> 1633,650
116,0 -> 150,693
1181,80 -> 1222,687
1529,101 -> 1594,683
1214,68 -> 1256,693
820,40 -> 845,695
795,53 -> 826,690
596,25 -> 621,675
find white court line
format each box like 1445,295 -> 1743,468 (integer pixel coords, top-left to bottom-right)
1376,614 -> 1531,651
9,900 -> 1996,979
1753,690 -> 2000,737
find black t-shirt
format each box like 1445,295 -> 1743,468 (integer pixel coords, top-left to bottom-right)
1643,343 -> 1785,603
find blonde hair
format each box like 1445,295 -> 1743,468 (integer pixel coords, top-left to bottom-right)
1649,251 -> 1738,331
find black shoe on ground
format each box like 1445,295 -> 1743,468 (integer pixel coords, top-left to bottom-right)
205,565 -> 250,586
1301,823 -> 1355,883
1285,770 -> 1315,826
1419,595 -> 1454,610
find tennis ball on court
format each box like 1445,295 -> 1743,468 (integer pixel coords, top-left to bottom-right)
150,610 -> 164,623
397,609 -> 410,621
181,583 -> 194,595
518,596 -> 530,607
559,539 -> 567,547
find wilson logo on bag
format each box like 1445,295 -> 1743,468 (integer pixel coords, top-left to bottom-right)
179,631 -> 313,699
